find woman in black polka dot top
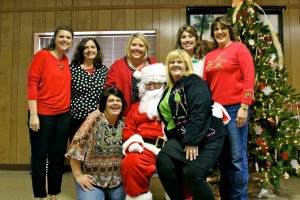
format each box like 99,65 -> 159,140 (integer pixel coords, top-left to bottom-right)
69,37 -> 108,141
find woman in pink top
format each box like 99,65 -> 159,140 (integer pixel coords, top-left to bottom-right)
27,25 -> 74,200
203,16 -> 255,200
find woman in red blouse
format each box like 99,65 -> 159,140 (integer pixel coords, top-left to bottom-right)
27,25 -> 74,200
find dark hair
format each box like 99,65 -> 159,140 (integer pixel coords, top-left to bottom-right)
99,87 -> 126,115
44,25 -> 74,51
71,37 -> 104,68
175,24 -> 205,59
210,16 -> 239,48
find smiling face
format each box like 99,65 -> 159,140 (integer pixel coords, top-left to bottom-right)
83,40 -> 98,61
54,30 -> 73,53
104,94 -> 123,119
128,37 -> 146,60
180,31 -> 196,54
168,56 -> 187,82
213,23 -> 232,48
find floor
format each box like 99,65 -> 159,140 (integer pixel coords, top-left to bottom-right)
0,170 -> 299,200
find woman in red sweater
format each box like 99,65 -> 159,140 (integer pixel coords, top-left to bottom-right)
203,16 -> 255,200
105,33 -> 157,117
27,25 -> 74,200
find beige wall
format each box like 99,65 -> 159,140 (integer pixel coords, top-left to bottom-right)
0,0 -> 299,165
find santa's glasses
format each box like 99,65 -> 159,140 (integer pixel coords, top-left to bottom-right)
145,82 -> 164,90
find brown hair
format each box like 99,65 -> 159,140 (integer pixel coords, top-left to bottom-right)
210,16 -> 239,48
175,24 -> 205,59
43,25 -> 74,51
71,37 -> 104,68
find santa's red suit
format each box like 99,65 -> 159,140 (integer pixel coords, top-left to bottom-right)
121,102 -> 165,199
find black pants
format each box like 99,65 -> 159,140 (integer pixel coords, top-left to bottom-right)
68,117 -> 85,142
156,137 -> 224,200
29,111 -> 70,198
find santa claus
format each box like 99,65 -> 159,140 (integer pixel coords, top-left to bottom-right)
121,63 -> 167,200
121,63 -> 230,200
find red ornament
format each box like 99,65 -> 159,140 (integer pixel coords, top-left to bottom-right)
241,9 -> 248,16
247,18 -> 253,24
281,151 -> 289,161
264,35 -> 272,42
266,161 -> 271,168
270,120 -> 276,126
256,137 -> 264,146
258,82 -> 266,90
262,146 -> 269,154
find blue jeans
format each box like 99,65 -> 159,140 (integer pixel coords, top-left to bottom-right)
75,181 -> 125,200
219,104 -> 249,200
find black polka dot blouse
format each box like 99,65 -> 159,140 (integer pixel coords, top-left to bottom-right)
70,64 -> 108,120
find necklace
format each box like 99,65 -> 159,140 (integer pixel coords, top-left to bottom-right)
192,59 -> 198,63
104,114 -> 117,136
58,59 -> 64,69
109,125 -> 117,136
125,57 -> 150,71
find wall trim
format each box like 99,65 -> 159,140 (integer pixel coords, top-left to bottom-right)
0,4 -> 296,14
0,164 -> 30,171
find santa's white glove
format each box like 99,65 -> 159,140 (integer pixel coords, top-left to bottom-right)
212,103 -> 223,119
128,142 -> 144,153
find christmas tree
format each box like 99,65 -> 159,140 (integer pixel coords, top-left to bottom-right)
227,0 -> 300,192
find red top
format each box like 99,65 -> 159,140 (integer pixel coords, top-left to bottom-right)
27,50 -> 71,115
105,56 -> 157,117
203,42 -> 255,105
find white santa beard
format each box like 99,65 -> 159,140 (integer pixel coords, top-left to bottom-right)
138,87 -> 164,120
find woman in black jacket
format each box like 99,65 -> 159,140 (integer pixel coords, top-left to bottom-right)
157,49 -> 226,200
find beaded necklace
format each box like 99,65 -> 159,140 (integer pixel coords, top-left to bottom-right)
104,114 -> 118,136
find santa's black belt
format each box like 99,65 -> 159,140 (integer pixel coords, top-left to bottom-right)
143,137 -> 166,148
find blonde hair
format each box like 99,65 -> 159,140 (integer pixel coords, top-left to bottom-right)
165,49 -> 194,88
125,33 -> 150,59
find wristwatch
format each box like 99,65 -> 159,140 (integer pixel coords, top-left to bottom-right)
240,105 -> 248,111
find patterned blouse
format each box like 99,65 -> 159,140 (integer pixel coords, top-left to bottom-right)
65,110 -> 125,188
70,64 -> 108,119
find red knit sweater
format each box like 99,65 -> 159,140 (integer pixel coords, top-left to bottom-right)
203,42 -> 255,105
27,50 -> 71,115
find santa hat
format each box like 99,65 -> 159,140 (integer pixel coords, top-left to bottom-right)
133,63 -> 166,83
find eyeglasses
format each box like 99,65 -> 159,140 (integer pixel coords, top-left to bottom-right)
145,82 -> 164,90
